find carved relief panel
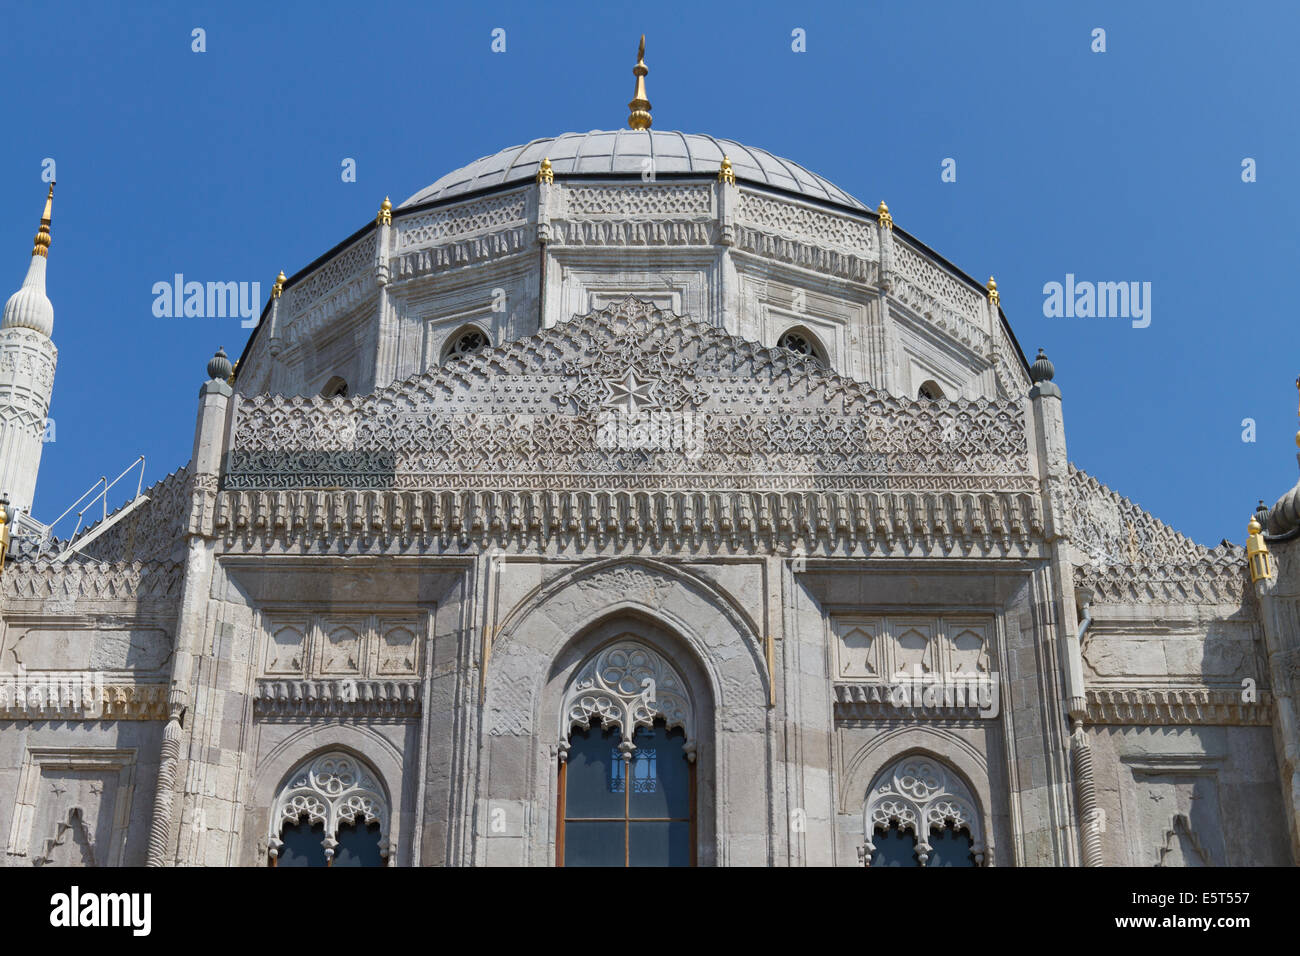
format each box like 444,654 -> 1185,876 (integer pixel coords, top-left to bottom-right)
259,614 -> 425,679
833,615 -> 992,682
6,748 -> 137,867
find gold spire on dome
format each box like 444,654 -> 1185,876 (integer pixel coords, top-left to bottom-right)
32,183 -> 54,258
876,201 -> 892,230
272,270 -> 286,298
376,196 -> 392,226
627,35 -> 652,130
537,158 -> 554,185
719,156 -> 735,185
987,276 -> 1000,306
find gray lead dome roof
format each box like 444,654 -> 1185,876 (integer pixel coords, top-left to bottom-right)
400,130 -> 868,211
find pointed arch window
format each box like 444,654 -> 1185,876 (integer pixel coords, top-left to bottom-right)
268,752 -> 390,867
862,755 -> 984,867
556,641 -> 696,867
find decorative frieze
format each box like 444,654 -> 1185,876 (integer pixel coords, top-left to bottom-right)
1085,687 -> 1271,726
396,192 -> 528,248
213,486 -> 1044,555
1,559 -> 183,602
225,299 -> 1033,505
0,678 -> 167,720
253,679 -> 422,718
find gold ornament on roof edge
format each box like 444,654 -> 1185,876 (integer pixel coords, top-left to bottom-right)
537,158 -> 554,185
876,200 -> 892,230
719,156 -> 735,185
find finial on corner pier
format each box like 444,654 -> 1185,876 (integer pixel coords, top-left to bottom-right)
376,197 -> 392,226
986,276 -> 999,307
876,200 -> 892,230
719,156 -> 735,185
627,35 -> 652,130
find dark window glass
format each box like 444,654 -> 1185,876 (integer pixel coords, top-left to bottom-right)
278,820 -> 327,867
927,823 -> 975,867
562,821 -> 626,867
562,719 -> 692,867
333,820 -> 384,867
870,823 -> 919,867
564,725 -> 624,819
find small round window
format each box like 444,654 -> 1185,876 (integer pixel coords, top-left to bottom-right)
444,327 -> 489,361
778,329 -> 824,363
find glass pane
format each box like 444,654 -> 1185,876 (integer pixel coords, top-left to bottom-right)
870,824 -> 919,867
277,820 -> 326,867
564,726 -> 626,818
629,820 -> 691,867
627,723 -> 690,819
333,821 -> 384,867
563,820 -> 625,867
928,824 -> 975,867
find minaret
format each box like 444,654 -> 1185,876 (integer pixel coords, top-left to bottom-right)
0,184 -> 58,515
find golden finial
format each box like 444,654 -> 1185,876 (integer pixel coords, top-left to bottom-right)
1248,515 -> 1275,583
719,156 -> 735,186
272,270 -> 286,298
876,200 -> 893,230
987,276 -> 1000,306
537,158 -> 554,185
627,34 -> 652,130
32,182 -> 54,258
228,359 -> 239,387
376,196 -> 392,226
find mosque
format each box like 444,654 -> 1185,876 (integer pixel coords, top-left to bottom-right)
0,39 -> 1294,867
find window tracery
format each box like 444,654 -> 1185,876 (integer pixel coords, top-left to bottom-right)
777,328 -> 825,363
862,755 -> 984,867
443,326 -> 489,361
268,752 -> 390,866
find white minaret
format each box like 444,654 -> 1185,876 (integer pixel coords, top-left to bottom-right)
0,185 -> 58,515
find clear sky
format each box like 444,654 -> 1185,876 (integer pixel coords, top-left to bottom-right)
0,0 -> 1296,548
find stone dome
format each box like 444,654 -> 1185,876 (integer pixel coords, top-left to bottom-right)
2,257 -> 54,337
400,130 -> 867,211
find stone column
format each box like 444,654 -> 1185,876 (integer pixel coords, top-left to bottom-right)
145,355 -> 230,866
1027,351 -> 1097,864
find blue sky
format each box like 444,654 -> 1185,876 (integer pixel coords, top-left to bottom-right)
0,0 -> 1295,547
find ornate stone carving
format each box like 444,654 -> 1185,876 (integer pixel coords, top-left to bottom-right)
564,184 -> 713,218
862,755 -> 985,866
396,192 -> 528,248
254,679 -> 422,718
268,752 -> 390,864
77,465 -> 192,563
558,640 -> 694,760
1,560 -> 183,603
1085,687 -> 1271,726
225,299 -> 1033,508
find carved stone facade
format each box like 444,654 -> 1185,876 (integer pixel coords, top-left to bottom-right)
0,130 -> 1291,866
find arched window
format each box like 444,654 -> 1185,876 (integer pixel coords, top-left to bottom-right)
917,379 -> 945,400
777,327 -> 826,364
321,376 -> 348,398
442,325 -> 490,362
862,755 -> 984,867
268,752 -> 390,867
557,640 -> 696,867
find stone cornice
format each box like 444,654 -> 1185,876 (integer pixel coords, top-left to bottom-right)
253,679 -> 422,719
214,487 -> 1044,556
1085,687 -> 1271,726
0,679 -> 168,721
